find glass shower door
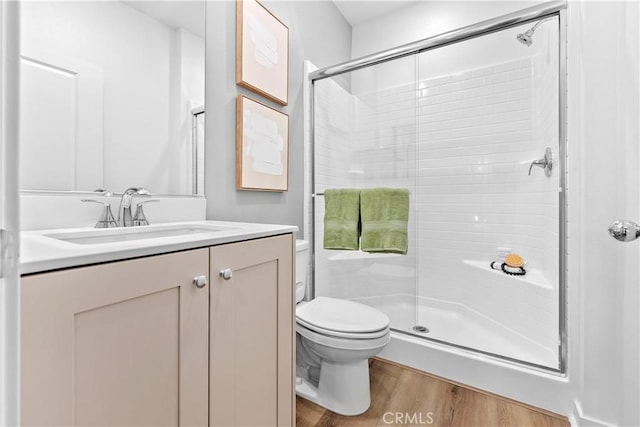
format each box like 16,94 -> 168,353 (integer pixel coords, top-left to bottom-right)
312,55 -> 420,334
414,17 -> 561,369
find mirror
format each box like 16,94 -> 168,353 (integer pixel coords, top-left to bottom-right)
19,1 -> 205,196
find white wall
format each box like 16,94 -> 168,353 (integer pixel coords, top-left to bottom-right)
0,2 -> 20,424
568,2 -> 639,425
204,1 -> 352,234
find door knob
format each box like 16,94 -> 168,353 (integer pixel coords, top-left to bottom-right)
193,275 -> 208,288
608,220 -> 640,242
220,268 -> 233,280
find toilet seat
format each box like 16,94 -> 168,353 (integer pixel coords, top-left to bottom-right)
296,322 -> 390,351
297,318 -> 389,339
296,296 -> 390,339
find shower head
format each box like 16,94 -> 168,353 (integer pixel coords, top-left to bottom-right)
516,19 -> 547,47
516,30 -> 534,47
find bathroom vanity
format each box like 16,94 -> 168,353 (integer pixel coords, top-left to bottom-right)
20,221 -> 295,427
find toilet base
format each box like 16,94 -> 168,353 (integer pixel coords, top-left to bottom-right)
296,358 -> 371,416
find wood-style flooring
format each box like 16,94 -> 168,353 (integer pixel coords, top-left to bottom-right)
296,358 -> 569,427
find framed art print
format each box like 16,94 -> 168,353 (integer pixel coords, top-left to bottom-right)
236,0 -> 289,106
236,95 -> 289,191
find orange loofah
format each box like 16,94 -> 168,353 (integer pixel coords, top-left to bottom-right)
505,253 -> 524,268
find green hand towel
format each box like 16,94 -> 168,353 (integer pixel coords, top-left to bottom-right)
360,188 -> 409,255
323,189 -> 361,250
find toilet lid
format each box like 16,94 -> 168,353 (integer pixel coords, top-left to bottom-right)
296,296 -> 390,335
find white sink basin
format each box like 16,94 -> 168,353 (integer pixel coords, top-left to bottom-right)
45,223 -> 237,245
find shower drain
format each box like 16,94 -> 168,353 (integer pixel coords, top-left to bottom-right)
412,325 -> 429,333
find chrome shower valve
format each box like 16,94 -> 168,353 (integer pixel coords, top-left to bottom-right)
528,147 -> 553,177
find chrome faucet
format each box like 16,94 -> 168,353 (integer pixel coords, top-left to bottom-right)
117,187 -> 151,227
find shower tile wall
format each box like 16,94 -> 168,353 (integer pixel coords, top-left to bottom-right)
416,57 -> 559,352
533,50 -> 561,292
314,56 -> 558,357
313,79 -> 353,190
313,74 -> 418,300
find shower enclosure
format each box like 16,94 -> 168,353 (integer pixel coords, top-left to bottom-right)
309,2 -> 566,371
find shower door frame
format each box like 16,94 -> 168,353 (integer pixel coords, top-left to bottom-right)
308,0 -> 568,373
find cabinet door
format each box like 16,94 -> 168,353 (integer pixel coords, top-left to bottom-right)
209,234 -> 294,427
21,249 -> 210,427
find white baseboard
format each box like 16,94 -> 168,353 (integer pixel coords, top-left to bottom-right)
570,400 -> 613,427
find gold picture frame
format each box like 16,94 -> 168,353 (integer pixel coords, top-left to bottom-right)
236,95 -> 289,192
236,0 -> 289,106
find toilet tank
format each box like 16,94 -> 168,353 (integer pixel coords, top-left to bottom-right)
295,240 -> 309,303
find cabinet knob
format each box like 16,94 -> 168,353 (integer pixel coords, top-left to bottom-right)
219,268 -> 233,280
193,275 -> 208,288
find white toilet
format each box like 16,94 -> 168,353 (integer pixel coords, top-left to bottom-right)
295,240 -> 390,416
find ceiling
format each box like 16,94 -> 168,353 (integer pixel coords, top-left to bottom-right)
333,1 -> 419,26
127,1 -> 415,37
124,1 -> 205,38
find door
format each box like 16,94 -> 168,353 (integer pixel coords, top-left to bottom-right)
21,249 -> 210,426
209,234 -> 294,427
579,2 -> 639,424
0,1 -> 20,425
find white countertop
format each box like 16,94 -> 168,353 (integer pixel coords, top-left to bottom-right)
20,220 -> 297,275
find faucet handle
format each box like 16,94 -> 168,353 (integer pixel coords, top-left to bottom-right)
93,188 -> 113,197
132,199 -> 159,226
81,199 -> 118,228
135,187 -> 151,195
